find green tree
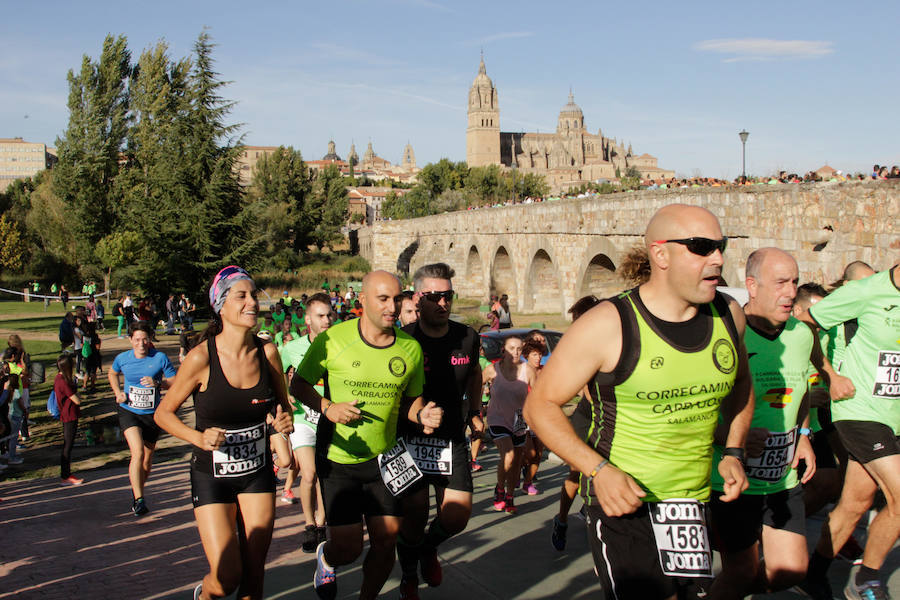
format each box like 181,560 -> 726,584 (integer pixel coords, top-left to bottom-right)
621,166 -> 642,190
308,164 -> 349,249
53,34 -> 131,261
0,214 -> 25,272
246,146 -> 311,256
382,187 -> 430,220
25,178 -> 76,268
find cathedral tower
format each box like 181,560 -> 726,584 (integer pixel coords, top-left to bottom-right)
466,55 -> 500,167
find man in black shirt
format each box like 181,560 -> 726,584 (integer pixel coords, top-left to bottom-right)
397,263 -> 484,600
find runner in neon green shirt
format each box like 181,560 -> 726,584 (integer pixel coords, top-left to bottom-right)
524,205 -> 754,599
804,264 -> 900,598
291,271 -> 442,600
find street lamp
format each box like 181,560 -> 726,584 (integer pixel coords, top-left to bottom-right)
738,130 -> 749,180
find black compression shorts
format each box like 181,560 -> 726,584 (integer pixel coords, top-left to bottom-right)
318,456 -> 403,526
709,486 -> 805,553
117,405 -> 161,445
190,465 -> 276,507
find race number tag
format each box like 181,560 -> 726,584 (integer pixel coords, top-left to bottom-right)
873,351 -> 900,399
649,499 -> 712,578
513,409 -> 527,435
305,407 -> 321,426
127,385 -> 157,410
745,428 -> 797,482
378,438 -> 423,496
406,436 -> 452,475
213,423 -> 266,478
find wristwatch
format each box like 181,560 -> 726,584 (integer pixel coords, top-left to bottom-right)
722,447 -> 745,464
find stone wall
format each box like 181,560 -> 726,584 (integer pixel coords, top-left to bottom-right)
357,181 -> 900,316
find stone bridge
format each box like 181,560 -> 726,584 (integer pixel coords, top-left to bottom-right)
356,181 -> 900,316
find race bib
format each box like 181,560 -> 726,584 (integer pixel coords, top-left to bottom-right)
513,408 -> 527,435
649,499 -> 712,578
305,407 -> 321,426
745,428 -> 797,482
406,436 -> 452,475
213,423 -> 266,478
377,438 -> 423,496
127,385 -> 157,410
873,351 -> 900,398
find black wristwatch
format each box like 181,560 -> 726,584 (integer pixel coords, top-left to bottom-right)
722,447 -> 745,464
467,409 -> 481,419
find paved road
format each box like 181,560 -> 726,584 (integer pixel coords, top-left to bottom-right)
1,448 -> 897,599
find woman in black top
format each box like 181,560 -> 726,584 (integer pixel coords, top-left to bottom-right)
156,266 -> 293,600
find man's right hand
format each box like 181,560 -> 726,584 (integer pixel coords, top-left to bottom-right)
593,464 -> 646,516
115,391 -> 127,404
326,399 -> 362,425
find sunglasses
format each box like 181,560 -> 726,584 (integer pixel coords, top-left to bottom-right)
420,290 -> 455,303
654,237 -> 728,256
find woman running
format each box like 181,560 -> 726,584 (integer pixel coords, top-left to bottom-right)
155,266 -> 293,600
108,321 -> 177,516
483,336 -> 535,514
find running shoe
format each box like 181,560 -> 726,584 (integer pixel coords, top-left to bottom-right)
504,493 -> 517,515
301,524 -> 318,553
551,516 -> 568,551
420,546 -> 442,587
398,576 -> 420,600
60,475 -> 83,486
132,497 -> 149,516
837,535 -> 865,563
314,541 -> 337,600
7,456 -> 23,465
844,579 -> 889,600
193,584 -> 202,600
280,489 -> 296,504
470,460 -> 483,472
492,486 -> 506,511
316,526 -> 327,545
522,482 -> 539,495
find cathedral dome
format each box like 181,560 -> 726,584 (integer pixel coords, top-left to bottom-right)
472,57 -> 493,88
322,140 -> 341,161
559,91 -> 583,117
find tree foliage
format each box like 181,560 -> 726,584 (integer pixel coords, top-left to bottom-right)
0,215 -> 26,272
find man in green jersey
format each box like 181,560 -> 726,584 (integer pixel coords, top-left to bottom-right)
804,261 -> 900,600
292,270 -> 443,600
709,249 -> 853,599
525,204 -> 755,600
280,293 -> 334,550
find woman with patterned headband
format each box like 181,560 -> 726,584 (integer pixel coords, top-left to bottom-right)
156,266 -> 294,600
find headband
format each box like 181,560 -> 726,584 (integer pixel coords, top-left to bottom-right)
209,265 -> 254,314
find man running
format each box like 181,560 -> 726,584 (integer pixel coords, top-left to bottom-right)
803,260 -> 900,600
397,263 -> 483,600
524,204 -> 754,600
280,292 -> 334,551
291,270 -> 443,600
708,248 -> 853,598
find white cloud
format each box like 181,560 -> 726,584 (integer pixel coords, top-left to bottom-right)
694,38 -> 834,62
464,31 -> 534,47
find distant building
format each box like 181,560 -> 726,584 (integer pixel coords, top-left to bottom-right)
465,57 -> 674,192
0,137 -> 56,191
348,186 -> 408,224
235,145 -> 279,187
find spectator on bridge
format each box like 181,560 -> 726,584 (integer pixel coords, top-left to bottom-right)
497,294 -> 513,329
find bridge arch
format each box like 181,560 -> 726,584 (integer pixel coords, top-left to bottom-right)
396,238 -> 420,277
523,248 -> 563,314
490,244 -> 517,304
465,244 -> 487,300
575,238 -> 624,301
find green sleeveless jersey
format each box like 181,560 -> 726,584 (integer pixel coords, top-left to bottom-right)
281,334 -> 324,429
810,268 -> 900,434
297,319 -> 425,464
712,316 -> 813,494
582,289 -> 739,504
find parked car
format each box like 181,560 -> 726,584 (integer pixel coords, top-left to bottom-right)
479,327 -> 563,362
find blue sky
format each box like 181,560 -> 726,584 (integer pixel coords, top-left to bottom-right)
3,0 -> 898,178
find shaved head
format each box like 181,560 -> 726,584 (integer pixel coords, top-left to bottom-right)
645,204 -> 722,249
362,270 -> 401,294
842,261 -> 875,282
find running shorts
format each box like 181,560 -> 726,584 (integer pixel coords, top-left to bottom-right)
408,437 -> 473,493
190,465 -> 276,507
488,425 -> 525,448
317,456 -> 403,526
117,404 -> 161,445
709,485 -> 805,553
585,503 -> 710,600
290,422 -> 316,449
834,420 -> 900,464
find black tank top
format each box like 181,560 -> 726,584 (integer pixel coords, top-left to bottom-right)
191,336 -> 276,478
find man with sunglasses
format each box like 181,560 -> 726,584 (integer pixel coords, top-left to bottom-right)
708,248 -> 853,599
525,204 -> 755,600
396,262 -> 484,600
